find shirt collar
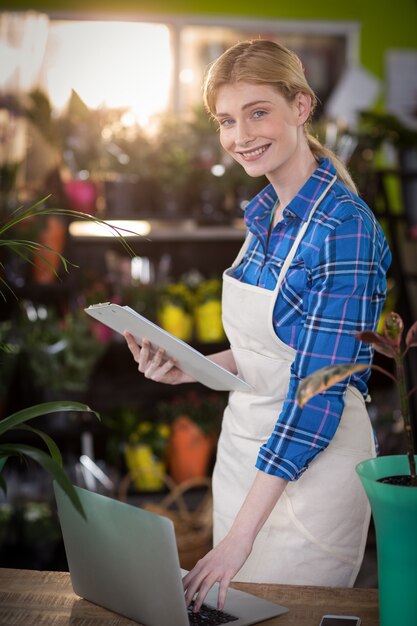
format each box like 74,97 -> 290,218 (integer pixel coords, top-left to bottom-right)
244,157 -> 337,229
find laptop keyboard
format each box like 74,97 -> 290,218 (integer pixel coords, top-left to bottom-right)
187,602 -> 238,625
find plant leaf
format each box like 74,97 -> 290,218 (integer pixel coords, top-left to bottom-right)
405,321 -> 417,350
1,239 -> 74,273
383,311 -> 404,346
0,401 -> 99,437
0,200 -> 137,302
297,363 -> 370,408
0,443 -> 85,517
356,330 -> 396,358
17,424 -> 63,466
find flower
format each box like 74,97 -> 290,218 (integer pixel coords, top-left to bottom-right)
128,420 -> 171,460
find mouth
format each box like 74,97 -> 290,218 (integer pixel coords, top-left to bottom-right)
237,144 -> 270,161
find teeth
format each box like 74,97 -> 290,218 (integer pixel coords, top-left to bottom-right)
240,146 -> 267,158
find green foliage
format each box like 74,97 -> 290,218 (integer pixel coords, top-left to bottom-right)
128,420 -> 171,460
27,88 -> 103,176
101,407 -> 170,462
0,320 -> 20,399
0,197 -> 132,514
157,390 -> 226,436
359,111 -> 417,150
18,304 -> 105,393
296,312 -> 417,483
158,282 -> 196,315
195,278 -> 223,305
0,198 -> 136,301
0,402 -> 100,516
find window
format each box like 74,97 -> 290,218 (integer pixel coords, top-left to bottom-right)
1,11 -> 358,122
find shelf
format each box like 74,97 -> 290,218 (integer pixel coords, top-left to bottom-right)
68,218 -> 246,242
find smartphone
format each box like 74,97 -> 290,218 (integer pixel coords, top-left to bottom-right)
319,616 -> 361,626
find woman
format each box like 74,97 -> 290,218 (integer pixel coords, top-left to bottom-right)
124,40 -> 391,611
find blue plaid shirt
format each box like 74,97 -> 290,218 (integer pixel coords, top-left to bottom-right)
232,158 -> 391,481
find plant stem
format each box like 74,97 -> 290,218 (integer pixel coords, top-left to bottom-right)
396,353 -> 417,484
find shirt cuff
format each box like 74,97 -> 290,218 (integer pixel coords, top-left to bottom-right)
255,444 -> 309,481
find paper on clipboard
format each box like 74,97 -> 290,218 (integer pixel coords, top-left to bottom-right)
85,302 -> 252,392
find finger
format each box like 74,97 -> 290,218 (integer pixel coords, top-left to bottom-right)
190,575 -> 219,613
143,347 -> 166,377
183,569 -> 204,607
217,578 -> 231,611
183,565 -> 216,610
151,359 -> 176,382
138,339 -> 152,371
123,331 -> 141,360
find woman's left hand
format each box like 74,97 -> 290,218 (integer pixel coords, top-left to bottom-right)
182,533 -> 252,612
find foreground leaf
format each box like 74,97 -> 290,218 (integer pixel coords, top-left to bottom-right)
0,401 -> 99,436
0,443 -> 85,517
297,363 -> 371,408
16,424 -> 63,466
297,362 -> 397,408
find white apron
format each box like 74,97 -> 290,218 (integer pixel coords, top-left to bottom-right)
212,176 -> 376,586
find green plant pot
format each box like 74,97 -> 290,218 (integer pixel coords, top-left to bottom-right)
356,455 -> 417,626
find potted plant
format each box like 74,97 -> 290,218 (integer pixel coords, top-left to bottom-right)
17,303 -> 106,399
194,277 -> 225,343
0,198 -> 133,514
124,416 -> 171,492
101,406 -> 171,493
157,281 -> 195,342
151,112 -> 197,219
98,108 -> 155,220
296,311 -> 417,626
157,391 -> 226,485
26,89 -> 102,215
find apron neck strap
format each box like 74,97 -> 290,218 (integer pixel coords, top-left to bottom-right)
273,175 -> 337,295
230,174 -> 337,278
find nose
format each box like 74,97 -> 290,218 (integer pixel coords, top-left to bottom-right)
234,120 -> 253,146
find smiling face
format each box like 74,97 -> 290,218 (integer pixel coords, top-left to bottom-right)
214,82 -> 312,186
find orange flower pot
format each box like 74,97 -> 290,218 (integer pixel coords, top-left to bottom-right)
168,415 -> 215,484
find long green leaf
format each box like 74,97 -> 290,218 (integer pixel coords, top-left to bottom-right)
16,424 -> 63,466
1,204 -> 137,257
0,443 -> 85,517
0,196 -> 50,235
0,401 -> 99,436
0,275 -> 17,301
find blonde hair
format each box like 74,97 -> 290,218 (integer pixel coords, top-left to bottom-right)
203,40 -> 357,194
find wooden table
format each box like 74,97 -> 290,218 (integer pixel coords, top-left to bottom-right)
0,568 -> 379,625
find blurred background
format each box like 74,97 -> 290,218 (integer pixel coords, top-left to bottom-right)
0,1 -> 416,581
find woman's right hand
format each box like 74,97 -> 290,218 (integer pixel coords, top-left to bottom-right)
123,331 -> 195,385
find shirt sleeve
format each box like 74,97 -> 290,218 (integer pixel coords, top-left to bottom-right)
256,214 -> 385,480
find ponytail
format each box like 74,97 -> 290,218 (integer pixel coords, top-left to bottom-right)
307,133 -> 358,195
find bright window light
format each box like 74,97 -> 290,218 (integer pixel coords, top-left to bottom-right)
69,219 -> 151,238
41,20 -> 172,124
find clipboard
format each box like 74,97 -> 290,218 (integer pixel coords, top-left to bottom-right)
85,302 -> 252,392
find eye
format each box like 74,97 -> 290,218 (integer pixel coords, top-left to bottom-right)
252,109 -> 267,120
218,117 -> 234,128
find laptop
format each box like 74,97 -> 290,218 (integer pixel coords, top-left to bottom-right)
54,483 -> 288,626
